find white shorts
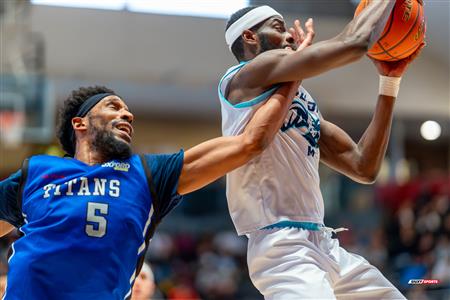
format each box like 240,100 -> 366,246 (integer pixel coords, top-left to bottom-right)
247,227 -> 406,300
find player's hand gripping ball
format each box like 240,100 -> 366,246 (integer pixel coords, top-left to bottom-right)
355,0 -> 426,61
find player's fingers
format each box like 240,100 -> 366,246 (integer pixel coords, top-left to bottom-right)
294,19 -> 305,41
302,18 -> 315,46
305,18 -> 315,39
289,27 -> 298,42
297,36 -> 313,51
398,42 -> 425,66
410,42 -> 425,59
411,42 -> 426,57
296,19 -> 314,51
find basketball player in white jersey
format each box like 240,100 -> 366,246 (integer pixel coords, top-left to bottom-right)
219,3 -> 424,299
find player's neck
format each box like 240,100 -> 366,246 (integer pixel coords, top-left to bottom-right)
74,140 -> 108,165
242,47 -> 258,62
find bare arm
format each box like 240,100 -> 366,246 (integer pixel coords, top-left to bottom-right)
177,81 -> 299,195
319,95 -> 395,184
238,0 -> 396,89
319,45 -> 424,183
0,220 -> 14,237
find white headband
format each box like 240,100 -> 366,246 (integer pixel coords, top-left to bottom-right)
226,6 -> 283,50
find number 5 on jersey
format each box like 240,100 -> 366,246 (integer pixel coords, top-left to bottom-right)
85,202 -> 109,237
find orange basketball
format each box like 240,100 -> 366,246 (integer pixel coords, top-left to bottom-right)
354,0 -> 426,61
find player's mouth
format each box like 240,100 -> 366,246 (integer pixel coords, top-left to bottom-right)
284,44 -> 297,51
115,122 -> 133,143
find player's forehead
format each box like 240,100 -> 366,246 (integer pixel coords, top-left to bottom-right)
97,95 -> 129,111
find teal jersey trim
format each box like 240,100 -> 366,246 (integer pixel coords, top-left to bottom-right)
218,61 -> 279,109
262,221 -> 323,231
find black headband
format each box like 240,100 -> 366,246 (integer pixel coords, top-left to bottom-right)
69,93 -> 115,153
76,93 -> 114,118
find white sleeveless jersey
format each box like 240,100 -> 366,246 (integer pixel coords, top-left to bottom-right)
219,63 -> 324,235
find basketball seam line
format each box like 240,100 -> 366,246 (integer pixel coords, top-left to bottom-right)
371,2 -> 422,58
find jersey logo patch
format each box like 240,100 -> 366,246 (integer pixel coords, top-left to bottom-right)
281,95 -> 320,149
101,161 -> 130,172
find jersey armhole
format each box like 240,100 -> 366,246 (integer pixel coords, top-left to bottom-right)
218,63 -> 280,109
138,154 -> 160,221
17,158 -> 29,223
132,154 -> 161,292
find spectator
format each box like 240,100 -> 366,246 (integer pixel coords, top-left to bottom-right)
131,263 -> 156,300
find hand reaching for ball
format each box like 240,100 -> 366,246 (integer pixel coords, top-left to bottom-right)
371,42 -> 425,77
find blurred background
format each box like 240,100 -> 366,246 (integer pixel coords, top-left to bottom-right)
0,0 -> 449,299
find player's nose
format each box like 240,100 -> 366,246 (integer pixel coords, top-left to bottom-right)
121,110 -> 134,124
285,32 -> 295,45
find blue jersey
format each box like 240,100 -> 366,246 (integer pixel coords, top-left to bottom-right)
0,152 -> 183,300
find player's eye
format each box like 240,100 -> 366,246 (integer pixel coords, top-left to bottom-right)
274,25 -> 284,33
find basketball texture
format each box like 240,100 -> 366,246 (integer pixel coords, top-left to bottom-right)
354,0 -> 426,61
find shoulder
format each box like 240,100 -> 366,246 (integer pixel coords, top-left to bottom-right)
235,49 -> 292,89
27,154 -> 65,163
25,155 -> 73,173
0,170 -> 22,186
252,49 -> 291,62
140,151 -> 184,174
243,49 -> 291,71
138,151 -> 184,205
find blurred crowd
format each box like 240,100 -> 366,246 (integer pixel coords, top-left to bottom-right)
144,230 -> 255,300
0,176 -> 448,299
379,176 -> 450,300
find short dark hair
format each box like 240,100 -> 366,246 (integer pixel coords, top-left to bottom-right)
226,6 -> 265,61
56,85 -> 115,156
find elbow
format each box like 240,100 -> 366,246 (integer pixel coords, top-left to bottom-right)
357,174 -> 377,185
351,157 -> 379,184
354,168 -> 378,184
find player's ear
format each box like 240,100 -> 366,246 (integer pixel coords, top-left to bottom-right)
242,29 -> 258,46
72,117 -> 87,132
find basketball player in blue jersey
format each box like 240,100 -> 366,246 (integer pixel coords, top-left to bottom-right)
220,3 -> 424,300
0,81 -> 300,299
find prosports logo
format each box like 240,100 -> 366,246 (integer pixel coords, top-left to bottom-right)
408,279 -> 440,285
101,161 -> 130,172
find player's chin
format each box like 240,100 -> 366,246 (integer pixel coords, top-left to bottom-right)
115,131 -> 132,144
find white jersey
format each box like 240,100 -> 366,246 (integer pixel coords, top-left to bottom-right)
219,62 -> 324,235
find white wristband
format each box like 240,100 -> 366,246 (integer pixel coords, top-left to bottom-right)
379,75 -> 402,98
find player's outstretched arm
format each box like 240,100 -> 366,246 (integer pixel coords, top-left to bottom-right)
177,81 -> 299,195
239,0 -> 396,89
319,45 -> 424,184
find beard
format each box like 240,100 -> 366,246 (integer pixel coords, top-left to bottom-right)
89,117 -> 132,161
257,33 -> 297,54
258,33 -> 280,53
